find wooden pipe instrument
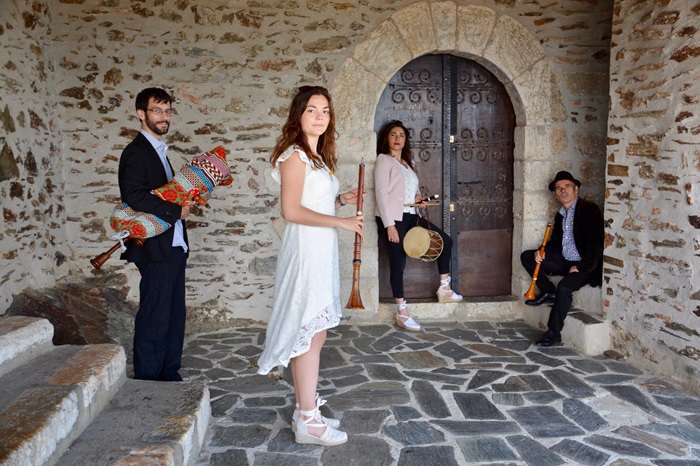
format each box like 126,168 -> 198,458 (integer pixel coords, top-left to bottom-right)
524,222 -> 553,300
404,203 -> 439,207
405,194 -> 440,207
90,237 -> 145,270
345,155 -> 365,310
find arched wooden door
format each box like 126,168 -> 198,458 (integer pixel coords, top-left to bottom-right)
375,54 -> 515,300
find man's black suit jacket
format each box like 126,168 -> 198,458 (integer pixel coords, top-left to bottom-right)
118,132 -> 189,263
545,197 -> 604,287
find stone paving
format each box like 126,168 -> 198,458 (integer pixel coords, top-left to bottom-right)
184,321 -> 700,465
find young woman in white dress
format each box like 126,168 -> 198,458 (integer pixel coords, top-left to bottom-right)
257,86 -> 363,446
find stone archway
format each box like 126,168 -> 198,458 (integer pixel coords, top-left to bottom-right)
331,1 -> 566,319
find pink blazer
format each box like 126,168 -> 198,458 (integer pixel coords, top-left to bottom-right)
374,153 -> 418,227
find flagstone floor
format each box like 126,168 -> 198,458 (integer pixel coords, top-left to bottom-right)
184,321 -> 700,465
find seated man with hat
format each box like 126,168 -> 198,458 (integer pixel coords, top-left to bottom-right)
520,171 -> 605,346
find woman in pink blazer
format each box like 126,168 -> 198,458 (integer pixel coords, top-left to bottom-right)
374,120 -> 462,331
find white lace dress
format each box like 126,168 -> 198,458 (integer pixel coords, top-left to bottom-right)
257,146 -> 342,375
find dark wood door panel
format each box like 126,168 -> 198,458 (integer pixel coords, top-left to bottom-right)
458,229 -> 513,297
453,59 -> 514,297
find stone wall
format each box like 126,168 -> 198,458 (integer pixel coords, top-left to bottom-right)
0,1 -> 68,312
0,0 -> 611,332
606,0 -> 700,392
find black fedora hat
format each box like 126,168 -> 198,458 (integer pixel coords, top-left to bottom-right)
548,171 -> 581,192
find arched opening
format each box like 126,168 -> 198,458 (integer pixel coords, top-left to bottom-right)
332,2 -> 564,317
374,54 -> 515,301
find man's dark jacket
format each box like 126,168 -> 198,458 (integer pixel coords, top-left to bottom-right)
118,132 -> 188,262
545,197 -> 604,287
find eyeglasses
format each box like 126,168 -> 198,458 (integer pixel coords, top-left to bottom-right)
554,184 -> 575,193
147,108 -> 174,116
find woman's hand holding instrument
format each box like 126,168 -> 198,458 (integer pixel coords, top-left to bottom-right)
405,193 -> 440,207
404,202 -> 440,207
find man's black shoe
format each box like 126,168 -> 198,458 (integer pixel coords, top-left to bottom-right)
536,330 -> 562,347
525,292 -> 556,306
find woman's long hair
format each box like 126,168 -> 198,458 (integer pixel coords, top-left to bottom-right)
270,86 -> 337,172
376,120 -> 413,169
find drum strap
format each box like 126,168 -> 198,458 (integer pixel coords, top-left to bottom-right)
416,205 -> 433,232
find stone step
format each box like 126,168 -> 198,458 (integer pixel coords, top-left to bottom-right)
572,283 -> 603,313
0,343 -> 126,466
371,296 -> 610,355
0,316 -> 210,466
522,302 -> 610,355
519,278 -> 609,355
367,299 -> 520,324
561,309 -> 610,355
0,316 -> 54,378
56,379 -> 210,466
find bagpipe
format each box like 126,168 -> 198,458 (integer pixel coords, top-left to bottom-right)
91,146 -> 233,269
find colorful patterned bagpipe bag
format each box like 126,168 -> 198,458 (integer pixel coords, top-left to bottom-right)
91,146 -> 232,269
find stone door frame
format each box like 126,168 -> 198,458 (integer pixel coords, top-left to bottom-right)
332,1 -> 565,316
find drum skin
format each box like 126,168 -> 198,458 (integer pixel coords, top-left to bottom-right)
403,226 -> 443,262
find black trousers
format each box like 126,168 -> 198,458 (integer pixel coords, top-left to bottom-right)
520,249 -> 591,334
377,213 -> 452,299
133,247 -> 187,381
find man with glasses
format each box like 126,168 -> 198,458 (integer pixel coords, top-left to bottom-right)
118,87 -> 192,380
520,171 -> 605,346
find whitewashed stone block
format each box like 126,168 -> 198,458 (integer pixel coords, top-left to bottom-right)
351,21 -> 412,83
514,60 -> 567,126
431,2 -> 457,52
455,5 -> 497,57
333,59 -> 386,133
483,15 -> 545,81
392,2 -> 437,57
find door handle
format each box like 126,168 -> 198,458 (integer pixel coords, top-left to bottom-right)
457,180 -> 482,185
